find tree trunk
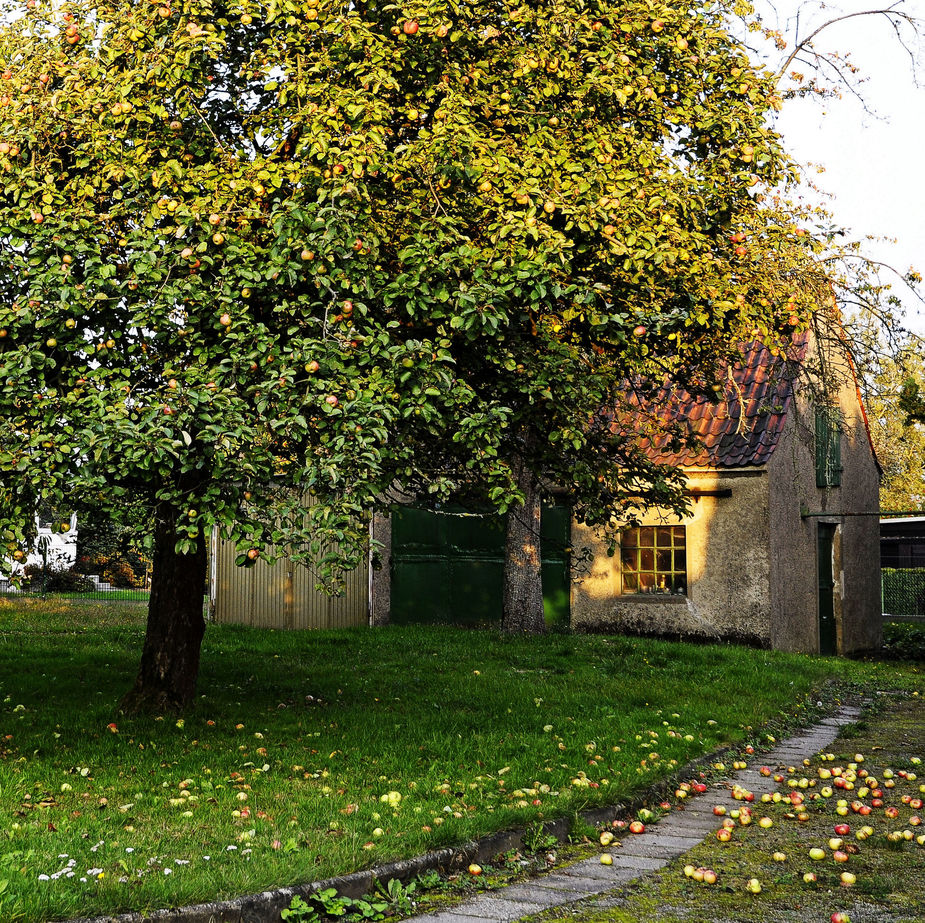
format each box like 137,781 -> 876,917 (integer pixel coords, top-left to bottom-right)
501,460 -> 547,634
120,510 -> 208,713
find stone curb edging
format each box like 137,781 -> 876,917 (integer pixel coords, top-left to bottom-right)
66,704 -> 863,923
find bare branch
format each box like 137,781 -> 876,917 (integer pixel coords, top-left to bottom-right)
776,4 -> 921,81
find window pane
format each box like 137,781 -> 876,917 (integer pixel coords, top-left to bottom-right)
620,526 -> 687,596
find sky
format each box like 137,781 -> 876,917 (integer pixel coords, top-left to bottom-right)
759,0 -> 925,337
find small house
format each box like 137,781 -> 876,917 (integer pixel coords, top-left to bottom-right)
565,335 -> 881,654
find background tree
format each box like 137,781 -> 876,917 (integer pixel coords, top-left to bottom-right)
899,376 -> 925,426
71,503 -> 154,587
0,0 -> 825,707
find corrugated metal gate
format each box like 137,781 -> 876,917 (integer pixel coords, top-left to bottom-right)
389,503 -> 570,628
211,535 -> 368,629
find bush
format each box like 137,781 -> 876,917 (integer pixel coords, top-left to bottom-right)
22,565 -> 95,593
102,560 -> 140,588
75,555 -> 146,588
881,621 -> 925,661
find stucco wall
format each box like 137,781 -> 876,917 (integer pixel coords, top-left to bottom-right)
767,347 -> 881,654
838,418 -> 882,654
571,469 -> 773,644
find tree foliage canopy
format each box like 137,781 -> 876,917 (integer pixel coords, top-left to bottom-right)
0,0 -> 826,583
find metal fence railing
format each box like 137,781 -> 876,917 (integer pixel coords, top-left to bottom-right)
1,555 -> 152,603
882,568 -> 925,622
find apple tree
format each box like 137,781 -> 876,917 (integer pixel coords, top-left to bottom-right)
0,0 -> 823,707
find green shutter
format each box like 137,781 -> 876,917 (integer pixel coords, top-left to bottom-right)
815,408 -> 842,488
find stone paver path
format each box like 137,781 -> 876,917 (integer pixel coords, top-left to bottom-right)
405,706 -> 862,923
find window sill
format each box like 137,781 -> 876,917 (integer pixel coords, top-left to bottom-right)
618,594 -> 688,604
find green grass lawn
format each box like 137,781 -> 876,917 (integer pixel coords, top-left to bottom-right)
0,599 -> 918,923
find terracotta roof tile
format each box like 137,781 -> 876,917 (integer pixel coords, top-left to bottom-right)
620,338 -> 807,469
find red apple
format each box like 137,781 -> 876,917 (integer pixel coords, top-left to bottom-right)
629,821 -> 645,834
402,19 -> 419,35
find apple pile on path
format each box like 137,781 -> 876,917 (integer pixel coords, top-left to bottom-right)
698,750 -> 922,909
595,746 -> 923,916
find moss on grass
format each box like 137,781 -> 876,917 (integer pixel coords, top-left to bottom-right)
534,693 -> 925,923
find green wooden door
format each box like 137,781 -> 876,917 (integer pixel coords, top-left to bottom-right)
817,523 -> 837,655
390,503 -> 570,628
